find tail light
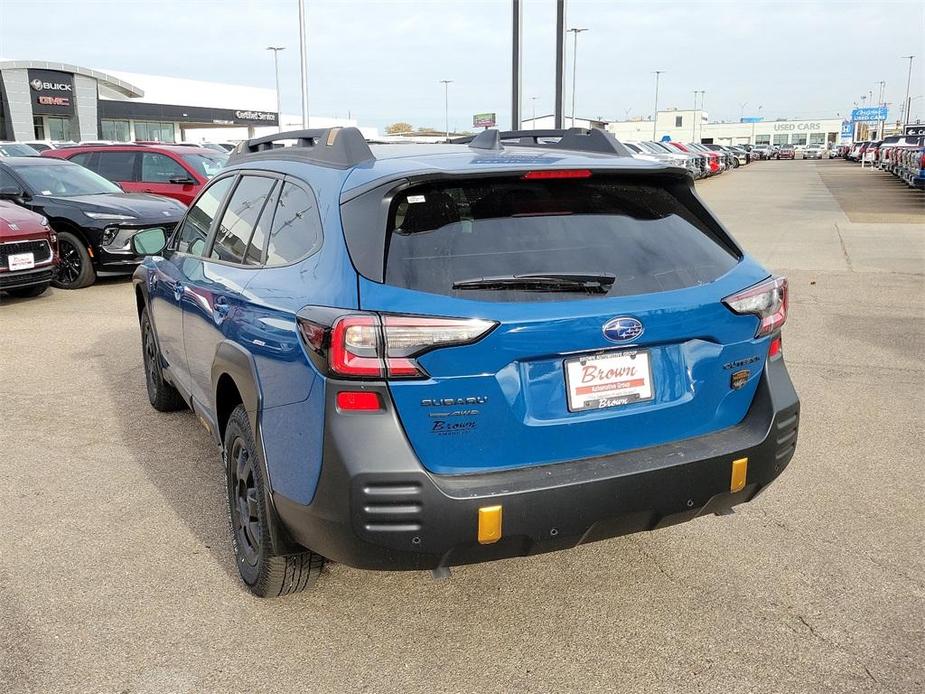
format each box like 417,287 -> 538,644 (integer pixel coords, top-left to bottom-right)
298,310 -> 496,379
723,276 -> 788,338
919,152 -> 925,169
522,169 -> 592,180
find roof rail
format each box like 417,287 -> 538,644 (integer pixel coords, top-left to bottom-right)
227,127 -> 374,168
451,127 -> 632,158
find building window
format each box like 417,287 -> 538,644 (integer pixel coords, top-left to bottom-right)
809,132 -> 825,145
792,133 -> 807,146
773,133 -> 789,146
33,117 -> 45,140
134,120 -> 176,142
755,134 -> 770,145
47,117 -> 71,142
675,116 -> 683,127
101,119 -> 131,142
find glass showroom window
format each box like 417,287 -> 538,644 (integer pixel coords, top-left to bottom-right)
101,119 -> 131,142
773,134 -> 789,146
792,133 -> 807,146
809,132 -> 826,145
675,116 -> 683,127
134,120 -> 176,142
755,135 -> 770,145
47,117 -> 71,142
33,116 -> 45,140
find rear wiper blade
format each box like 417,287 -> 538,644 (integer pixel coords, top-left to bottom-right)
452,272 -> 615,293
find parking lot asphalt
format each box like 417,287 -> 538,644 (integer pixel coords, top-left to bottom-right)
1,159 -> 923,694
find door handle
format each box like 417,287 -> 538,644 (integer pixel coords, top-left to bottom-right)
173,283 -> 183,302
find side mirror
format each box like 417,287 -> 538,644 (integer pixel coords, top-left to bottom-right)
169,176 -> 197,185
131,227 -> 168,256
0,185 -> 26,202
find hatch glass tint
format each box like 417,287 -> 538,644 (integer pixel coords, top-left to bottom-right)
382,175 -> 738,302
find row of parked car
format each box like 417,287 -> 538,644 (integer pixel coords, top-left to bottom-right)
843,135 -> 925,189
0,141 -> 232,295
622,140 -> 752,179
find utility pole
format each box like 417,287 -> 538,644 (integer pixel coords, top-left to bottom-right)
440,80 -> 453,141
568,28 -> 589,128
652,71 -> 665,140
554,0 -> 566,128
297,0 -> 309,128
877,80 -> 886,138
901,56 -> 915,127
511,0 -> 522,129
266,47 -> 285,133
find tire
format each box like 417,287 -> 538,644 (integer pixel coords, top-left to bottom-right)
224,404 -> 324,597
53,231 -> 96,289
140,307 -> 186,412
6,282 -> 49,298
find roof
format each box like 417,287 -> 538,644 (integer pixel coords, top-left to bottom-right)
0,60 -> 143,98
98,69 -> 275,111
0,156 -> 75,166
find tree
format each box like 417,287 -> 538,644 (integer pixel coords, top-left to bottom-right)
385,122 -> 413,134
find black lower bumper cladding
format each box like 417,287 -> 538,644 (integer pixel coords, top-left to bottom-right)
274,358 -> 799,571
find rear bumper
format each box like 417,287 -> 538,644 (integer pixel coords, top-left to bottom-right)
275,356 -> 800,571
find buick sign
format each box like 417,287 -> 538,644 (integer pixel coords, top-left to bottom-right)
30,78 -> 71,92
602,317 -> 644,343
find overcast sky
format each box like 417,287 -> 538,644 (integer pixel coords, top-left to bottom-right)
1,0 -> 922,131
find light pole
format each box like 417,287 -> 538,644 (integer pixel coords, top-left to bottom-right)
530,96 -> 538,128
440,80 -> 453,141
297,0 -> 309,128
751,105 -> 762,144
901,56 -> 915,126
652,70 -> 665,139
739,102 -> 748,120
568,28 -> 589,127
691,90 -> 701,140
877,80 -> 886,138
266,46 -> 285,133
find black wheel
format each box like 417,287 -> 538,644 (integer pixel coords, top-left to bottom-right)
140,307 -> 186,412
52,231 -> 96,289
6,282 -> 49,298
224,404 -> 324,597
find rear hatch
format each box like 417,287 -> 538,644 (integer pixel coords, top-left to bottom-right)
343,170 -> 772,475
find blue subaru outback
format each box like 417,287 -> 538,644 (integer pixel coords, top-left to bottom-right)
132,127 -> 799,597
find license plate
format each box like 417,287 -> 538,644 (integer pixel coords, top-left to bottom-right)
8,252 -> 35,271
564,350 -> 654,412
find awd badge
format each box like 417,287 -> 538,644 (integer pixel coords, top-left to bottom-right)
730,369 -> 750,390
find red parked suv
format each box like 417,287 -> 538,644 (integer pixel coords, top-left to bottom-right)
0,201 -> 58,297
42,144 -> 226,206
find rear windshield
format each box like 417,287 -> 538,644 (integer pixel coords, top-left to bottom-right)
381,175 -> 738,302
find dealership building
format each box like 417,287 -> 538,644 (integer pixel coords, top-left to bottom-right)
0,59 -> 365,144
524,110 -> 847,147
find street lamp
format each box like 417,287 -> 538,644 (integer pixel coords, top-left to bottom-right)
568,28 -> 589,128
297,0 -> 309,128
901,56 -> 915,126
652,70 -> 665,139
440,80 -> 453,141
529,96 -> 538,127
691,90 -> 703,140
266,46 -> 285,133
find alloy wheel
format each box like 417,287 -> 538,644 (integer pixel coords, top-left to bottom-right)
57,238 -> 83,286
231,437 -> 261,567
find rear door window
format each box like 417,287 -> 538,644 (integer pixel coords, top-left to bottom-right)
210,175 -> 276,263
380,175 -> 739,302
264,182 -> 322,266
96,151 -> 136,181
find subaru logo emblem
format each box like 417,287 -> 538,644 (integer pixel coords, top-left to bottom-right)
602,317 -> 644,343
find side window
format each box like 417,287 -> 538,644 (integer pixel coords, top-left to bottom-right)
96,151 -> 136,181
69,152 -> 95,169
265,182 -> 322,266
0,168 -> 20,190
141,153 -> 188,183
174,176 -> 234,255
211,175 -> 277,264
